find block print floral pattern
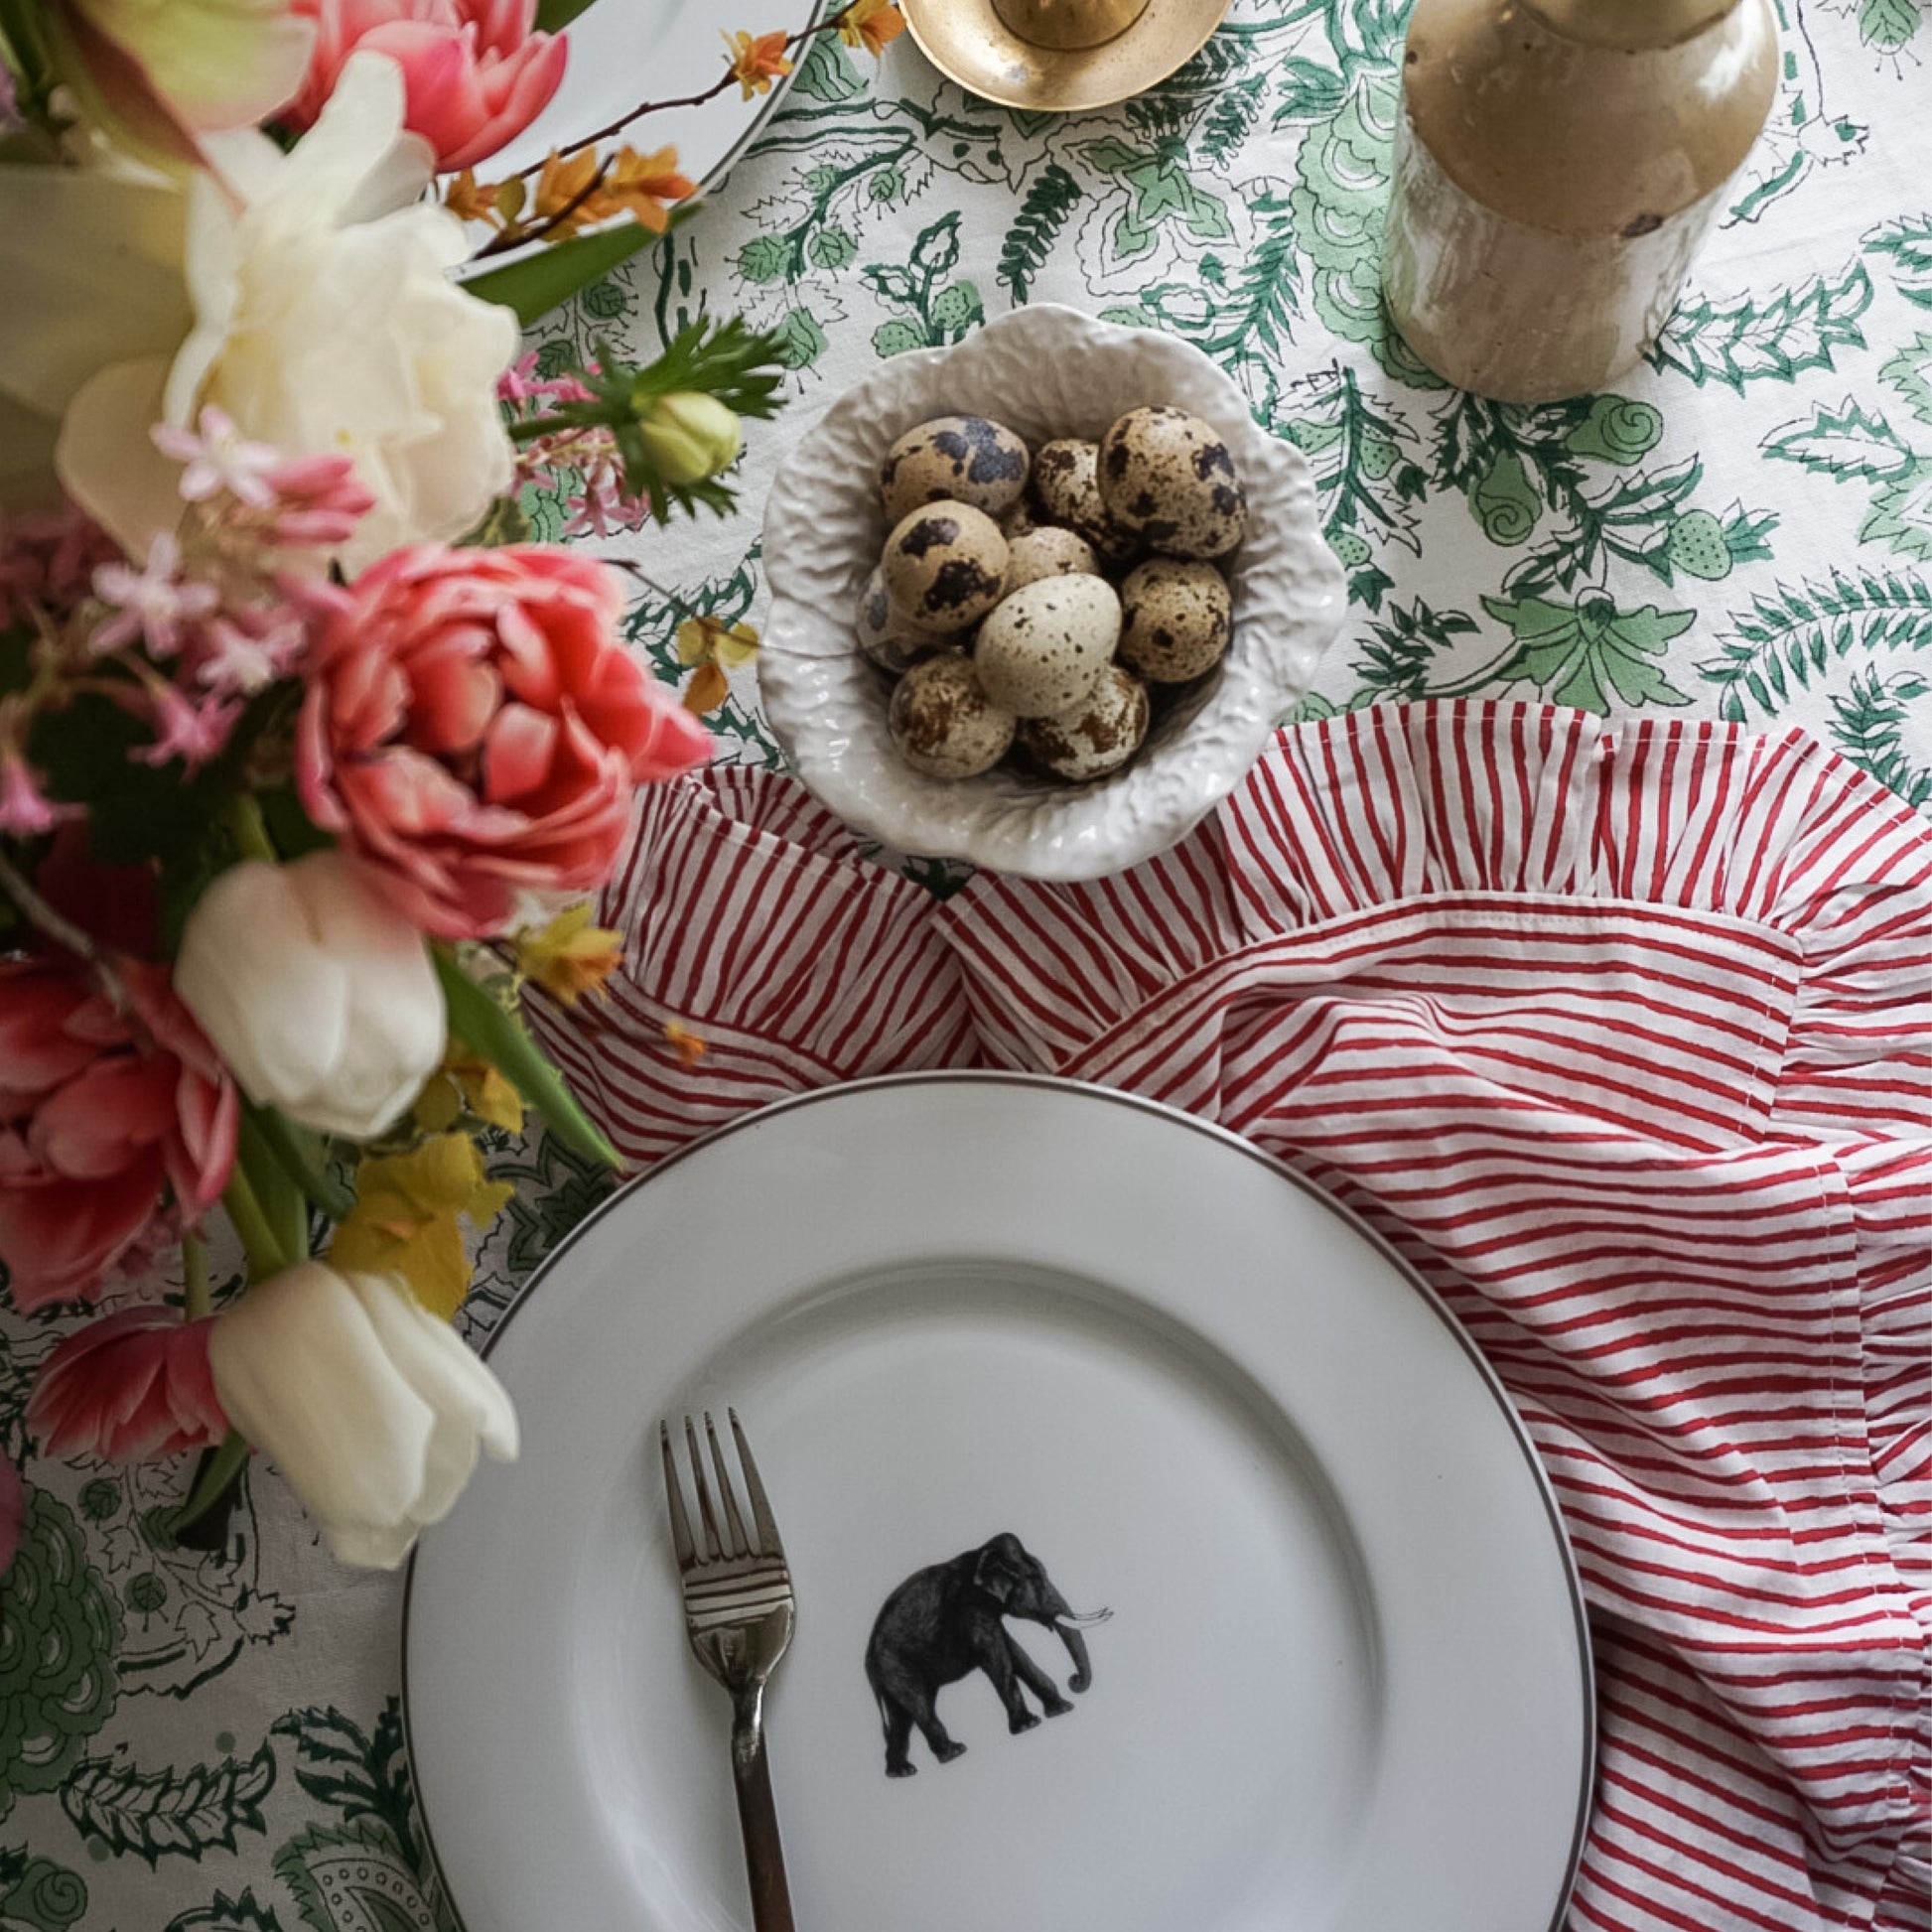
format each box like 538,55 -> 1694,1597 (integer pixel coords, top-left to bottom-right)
2,1 -> 1927,1927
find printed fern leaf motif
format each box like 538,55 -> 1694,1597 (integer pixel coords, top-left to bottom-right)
1880,333 -> 1932,427
1761,399 -> 1914,480
1647,261 -> 1873,389
998,165 -> 1083,303
1698,569 -> 1932,719
1865,213 -> 1932,309
59,1744 -> 274,1866
1829,667 -> 1932,808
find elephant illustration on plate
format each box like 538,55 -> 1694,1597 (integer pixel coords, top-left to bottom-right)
864,1532 -> 1112,1777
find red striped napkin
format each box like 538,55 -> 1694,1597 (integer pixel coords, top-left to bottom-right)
532,700 -> 1930,1932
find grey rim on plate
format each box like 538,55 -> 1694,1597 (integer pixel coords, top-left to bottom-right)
399,1073 -> 1591,1932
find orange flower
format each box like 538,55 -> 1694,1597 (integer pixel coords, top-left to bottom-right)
724,29 -> 792,98
664,1020 -> 708,1068
603,145 -> 697,234
675,614 -> 759,715
532,144 -> 607,235
443,169 -> 495,224
837,0 -> 904,57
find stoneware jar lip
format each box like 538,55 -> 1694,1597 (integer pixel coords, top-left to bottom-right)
1516,0 -> 1741,51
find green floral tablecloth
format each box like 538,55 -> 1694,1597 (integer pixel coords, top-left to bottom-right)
2,2 -> 1927,1925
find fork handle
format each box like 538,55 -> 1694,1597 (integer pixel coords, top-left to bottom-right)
732,1725 -> 796,1932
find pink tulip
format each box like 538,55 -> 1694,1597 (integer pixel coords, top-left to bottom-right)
0,957 -> 238,1311
28,1307 -> 229,1461
285,0 -> 567,171
296,544 -> 712,940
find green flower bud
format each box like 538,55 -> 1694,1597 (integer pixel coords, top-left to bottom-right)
637,393 -> 742,484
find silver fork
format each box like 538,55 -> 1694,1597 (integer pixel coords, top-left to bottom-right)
659,1412 -> 797,1932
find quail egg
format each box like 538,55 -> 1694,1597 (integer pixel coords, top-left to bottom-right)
1118,557 -> 1232,683
1004,525 -> 1101,592
881,501 -> 1009,636
887,650 -> 1017,778
1096,405 -> 1247,559
855,566 -> 940,674
880,416 -> 1032,526
1018,664 -> 1151,782
1027,439 -> 1139,565
974,575 -> 1120,720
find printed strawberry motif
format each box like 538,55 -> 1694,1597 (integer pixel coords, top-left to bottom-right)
1665,509 -> 1732,581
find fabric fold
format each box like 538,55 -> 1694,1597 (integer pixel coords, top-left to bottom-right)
550,698 -> 1928,1932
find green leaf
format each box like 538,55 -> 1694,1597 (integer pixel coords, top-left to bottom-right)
463,221 -> 664,328
807,225 -> 856,270
580,276 -> 627,320
1858,0 -> 1920,48
164,1890 -> 285,1932
433,950 -> 620,1170
1761,398 -> 1913,480
737,234 -> 792,284
535,0 -> 603,27
872,318 -> 928,357
244,1101 -> 355,1222
772,306 -> 827,369
61,1744 -> 275,1866
909,212 -> 962,278
1648,259 -> 1873,390
998,163 -> 1082,303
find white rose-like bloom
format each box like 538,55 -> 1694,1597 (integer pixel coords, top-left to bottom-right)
55,51 -> 517,572
174,850 -> 445,1140
208,1263 -> 518,1569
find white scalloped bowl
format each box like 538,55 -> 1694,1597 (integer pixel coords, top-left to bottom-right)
759,306 -> 1345,880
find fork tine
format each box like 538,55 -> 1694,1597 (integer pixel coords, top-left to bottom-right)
704,1413 -> 753,1558
658,1422 -> 697,1569
684,1416 -> 726,1561
729,1409 -> 784,1559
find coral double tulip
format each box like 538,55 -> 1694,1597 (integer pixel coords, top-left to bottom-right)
296,543 -> 712,940
28,1308 -> 228,1461
285,0 -> 567,171
0,956 -> 236,1311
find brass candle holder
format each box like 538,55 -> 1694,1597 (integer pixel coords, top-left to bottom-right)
900,0 -> 1229,111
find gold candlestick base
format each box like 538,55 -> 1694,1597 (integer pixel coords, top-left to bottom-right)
989,0 -> 1151,50
901,0 -> 1230,110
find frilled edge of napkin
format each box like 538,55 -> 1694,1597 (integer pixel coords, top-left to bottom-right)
526,764 -> 978,1166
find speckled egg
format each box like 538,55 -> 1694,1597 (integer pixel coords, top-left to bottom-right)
855,566 -> 940,674
1026,439 -> 1139,566
1005,525 -> 1101,592
973,575 -> 1120,720
1118,557 -> 1232,683
880,416 -> 1033,527
1018,664 -> 1151,782
1096,406 -> 1247,559
881,501 -> 1009,636
887,650 -> 1017,778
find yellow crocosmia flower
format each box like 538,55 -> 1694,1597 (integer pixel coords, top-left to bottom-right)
515,903 -> 624,1008
683,661 -> 731,716
332,1134 -> 514,1321
413,1042 -> 526,1135
604,146 -> 696,233
837,0 -> 905,56
664,1020 -> 708,1068
723,29 -> 791,99
675,614 -> 761,668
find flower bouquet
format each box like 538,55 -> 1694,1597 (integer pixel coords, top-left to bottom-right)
0,0 -> 901,1573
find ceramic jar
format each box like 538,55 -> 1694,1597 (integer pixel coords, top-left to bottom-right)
1379,0 -> 1779,403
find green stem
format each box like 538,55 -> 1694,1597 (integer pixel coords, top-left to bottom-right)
182,1232 -> 210,1321
248,1103 -> 355,1221
174,1429 -> 250,1538
227,791 -> 277,864
221,1163 -> 289,1281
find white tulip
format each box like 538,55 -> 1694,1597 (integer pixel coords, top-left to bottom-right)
175,850 -> 444,1140
207,1262 -> 518,1569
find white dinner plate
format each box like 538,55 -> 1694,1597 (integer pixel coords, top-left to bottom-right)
482,0 -> 825,193
404,1073 -> 1592,1932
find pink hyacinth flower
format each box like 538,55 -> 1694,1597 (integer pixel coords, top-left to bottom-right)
285,0 -> 567,172
28,1307 -> 230,1461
